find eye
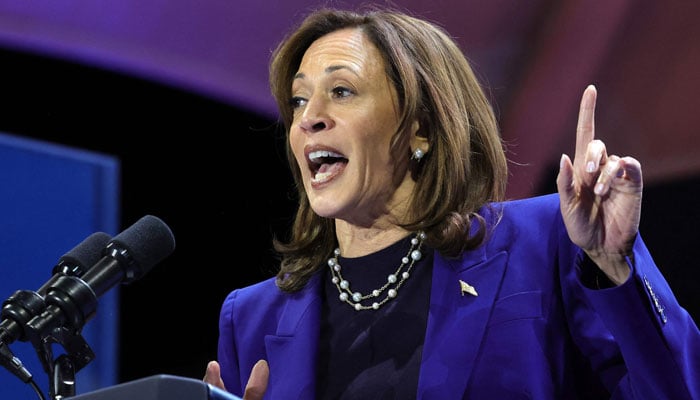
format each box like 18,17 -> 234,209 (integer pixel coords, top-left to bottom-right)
331,86 -> 353,98
289,96 -> 307,109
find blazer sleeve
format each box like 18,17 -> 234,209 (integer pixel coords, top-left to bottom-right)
577,234 -> 700,399
218,289 -> 245,397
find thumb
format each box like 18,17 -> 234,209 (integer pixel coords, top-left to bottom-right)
243,359 -> 269,400
203,360 -> 227,392
556,154 -> 575,203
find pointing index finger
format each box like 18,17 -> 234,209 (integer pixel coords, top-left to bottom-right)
575,85 -> 597,164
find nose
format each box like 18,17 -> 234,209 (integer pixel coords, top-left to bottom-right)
298,97 -> 334,133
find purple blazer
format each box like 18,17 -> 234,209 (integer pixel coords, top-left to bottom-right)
217,194 -> 700,399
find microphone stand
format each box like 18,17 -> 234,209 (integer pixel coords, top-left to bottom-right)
29,325 -> 95,400
52,354 -> 76,399
1,285 -> 96,400
2,216 -> 175,399
24,272 -> 99,400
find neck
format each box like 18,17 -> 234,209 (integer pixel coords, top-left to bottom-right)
334,222 -> 411,258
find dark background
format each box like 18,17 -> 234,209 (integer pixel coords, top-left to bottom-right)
0,47 -> 296,383
1,42 -> 699,386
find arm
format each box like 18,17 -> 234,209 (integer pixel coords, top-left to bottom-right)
557,85 -> 700,399
206,288 -> 270,399
582,235 -> 700,399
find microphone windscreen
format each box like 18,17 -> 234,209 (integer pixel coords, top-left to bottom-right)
109,215 -> 176,278
58,232 -> 113,272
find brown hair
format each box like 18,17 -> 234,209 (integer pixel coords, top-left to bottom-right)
269,6 -> 507,292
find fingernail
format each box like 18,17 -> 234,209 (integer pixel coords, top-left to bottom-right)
559,154 -> 566,169
594,183 -> 605,195
586,161 -> 596,173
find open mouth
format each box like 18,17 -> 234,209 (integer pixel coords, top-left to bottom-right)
307,149 -> 348,183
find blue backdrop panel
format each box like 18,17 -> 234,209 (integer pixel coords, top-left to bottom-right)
0,131 -> 120,399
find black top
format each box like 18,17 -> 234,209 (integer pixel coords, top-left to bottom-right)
316,234 -> 434,400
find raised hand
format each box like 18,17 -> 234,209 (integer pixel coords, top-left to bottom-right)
556,85 -> 643,285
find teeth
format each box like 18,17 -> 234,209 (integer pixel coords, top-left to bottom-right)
309,150 -> 344,162
312,171 -> 334,183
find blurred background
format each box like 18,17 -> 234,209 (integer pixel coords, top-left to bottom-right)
0,0 -> 698,396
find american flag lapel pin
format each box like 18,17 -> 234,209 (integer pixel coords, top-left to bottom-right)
459,280 -> 478,297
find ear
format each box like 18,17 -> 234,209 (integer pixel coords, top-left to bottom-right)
409,120 -> 428,154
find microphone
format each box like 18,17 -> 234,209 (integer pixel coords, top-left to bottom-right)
0,232 -> 113,346
0,231 -> 112,383
45,232 -> 114,291
25,215 -> 176,342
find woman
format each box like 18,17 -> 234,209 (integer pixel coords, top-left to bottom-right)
204,7 -> 700,399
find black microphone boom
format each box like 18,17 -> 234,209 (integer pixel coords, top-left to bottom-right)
0,231 -> 112,383
1,214 -> 175,398
0,232 -> 113,346
26,215 -> 176,343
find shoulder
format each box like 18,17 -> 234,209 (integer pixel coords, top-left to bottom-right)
223,276 -> 282,310
220,277 -> 286,324
218,273 -> 323,345
217,277 -> 292,348
477,192 -> 562,229
490,192 -> 561,217
477,193 -> 566,250
220,273 -> 321,325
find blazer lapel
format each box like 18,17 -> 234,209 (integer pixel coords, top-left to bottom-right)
260,244 -> 509,399
264,274 -> 322,399
418,248 -> 508,399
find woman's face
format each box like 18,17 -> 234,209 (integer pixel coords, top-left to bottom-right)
289,28 -> 418,227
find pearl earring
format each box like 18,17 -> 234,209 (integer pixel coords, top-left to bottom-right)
411,148 -> 425,161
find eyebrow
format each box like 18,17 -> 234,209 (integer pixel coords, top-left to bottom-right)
293,64 -> 359,80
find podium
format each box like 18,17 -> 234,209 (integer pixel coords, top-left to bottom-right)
67,375 -> 242,400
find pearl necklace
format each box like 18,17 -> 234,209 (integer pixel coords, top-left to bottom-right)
327,231 -> 426,311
